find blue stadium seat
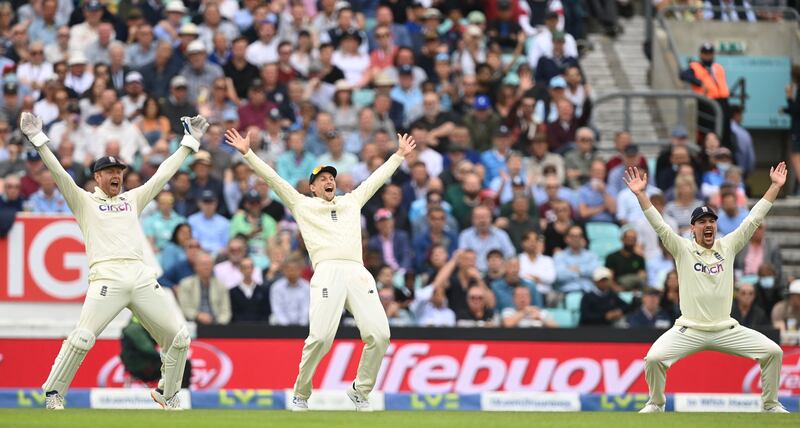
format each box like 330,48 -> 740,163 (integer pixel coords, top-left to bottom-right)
618,291 -> 635,304
548,308 -> 577,328
586,222 -> 623,260
565,291 -> 583,312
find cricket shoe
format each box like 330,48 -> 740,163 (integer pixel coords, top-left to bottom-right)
763,405 -> 790,413
45,391 -> 64,410
346,383 -> 372,412
150,388 -> 182,410
638,403 -> 665,413
290,396 -> 309,412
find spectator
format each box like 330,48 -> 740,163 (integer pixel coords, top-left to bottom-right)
253,178 -> 285,223
411,284 -> 456,327
753,263 -> 783,317
229,190 -> 277,259
579,267 -> 629,326
270,257 -> 311,326
409,125 -> 444,180
502,286 -> 557,328
517,231 -> 557,299
18,42 -> 54,99
771,279 -> 800,332
732,282 -> 771,329
734,223 -> 783,283
379,286 -> 415,326
577,159 -> 616,222
160,76 -> 199,135
188,190 -> 230,255
632,193 -> 679,260
457,285 -> 497,327
535,173 -> 575,225
730,106 -> 755,177
660,271 -> 682,322
369,5 -> 412,50
64,52 -> 94,97
142,191 -> 186,252
554,225 -> 599,293
214,236 -> 263,289
157,237 -> 202,288
158,224 -> 194,273
480,126 -> 513,187
316,130 -> 359,175
120,72 -> 147,119
627,288 -> 673,328
0,138 -> 25,178
229,257 -> 271,323
543,199 -> 579,255
564,127 -> 598,189
499,193 -> 540,252
331,30 -> 370,88
224,36 -> 260,100
24,169 -> 69,214
458,206 -> 516,272
170,171 -> 198,218
126,24 -> 156,70
605,228 -> 647,290
390,64 -> 424,126
368,208 -> 413,275
700,147 -> 734,198
607,143 -> 647,199
547,95 -> 589,155
412,205 -> 459,271
93,102 -> 150,165
680,43 -> 734,147
432,250 -> 491,317
245,18 -> 279,67
177,252 -> 232,325
189,150 -> 227,217
664,174 -> 703,234
527,11 -> 578,69
717,191 -> 748,236
411,92 -> 458,153
534,31 -> 579,85
0,175 -> 24,213
525,135 -> 566,187
276,130 -> 317,188
490,257 -> 541,311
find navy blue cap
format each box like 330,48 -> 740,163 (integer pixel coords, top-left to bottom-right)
690,205 -> 718,224
497,125 -> 511,136
398,64 -> 414,75
92,155 -> 126,172
200,189 -> 218,202
25,151 -> 42,162
84,0 -> 103,11
242,189 -> 261,203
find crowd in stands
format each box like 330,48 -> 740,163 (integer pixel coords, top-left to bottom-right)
0,0 -> 798,332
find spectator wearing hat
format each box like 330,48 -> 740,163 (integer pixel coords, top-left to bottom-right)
69,0 -> 105,52
332,29 -> 371,88
230,189 -> 277,260
458,205 -> 516,272
25,168 -> 70,214
64,52 -> 94,97
391,64 -> 424,127
139,41 -> 182,99
772,279 -> 800,332
486,0 -> 522,51
120,72 -> 147,119
316,130 -> 359,176
462,95 -> 500,152
680,43 -> 733,147
606,131 -> 647,178
276,130 -> 318,188
188,189 -> 231,255
126,23 -> 157,70
154,0 -> 188,46
416,31 -> 442,79
535,32 -> 580,86
607,140 -> 646,198
369,6 -> 412,52
455,25 -> 487,77
20,150 -> 44,198
579,267 -> 629,326
224,37 -> 261,100
180,40 -> 224,104
480,125 -> 514,187
189,150 -> 228,217
627,288 -> 673,328
368,208 -> 413,275
245,18 -> 279,67
159,75 -> 199,135
527,12 -> 578,69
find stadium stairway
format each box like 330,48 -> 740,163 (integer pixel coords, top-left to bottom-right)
582,16 -> 661,158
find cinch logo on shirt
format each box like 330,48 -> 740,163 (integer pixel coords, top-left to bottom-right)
694,262 -> 724,275
98,202 -> 132,212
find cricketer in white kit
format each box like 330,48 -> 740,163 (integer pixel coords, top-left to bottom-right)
624,163 -> 789,413
224,128 -> 416,411
20,112 -> 210,410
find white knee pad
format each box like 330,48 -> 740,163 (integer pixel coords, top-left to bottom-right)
42,328 -> 96,394
161,325 -> 190,398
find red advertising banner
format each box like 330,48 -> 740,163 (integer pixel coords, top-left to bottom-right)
0,215 -> 87,302
1,339 -> 798,395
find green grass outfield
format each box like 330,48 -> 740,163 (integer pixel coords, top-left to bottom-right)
0,410 -> 798,428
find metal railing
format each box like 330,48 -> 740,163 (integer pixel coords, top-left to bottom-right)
593,90 -> 724,141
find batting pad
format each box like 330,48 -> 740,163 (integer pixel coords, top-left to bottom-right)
42,328 -> 96,394
161,325 -> 191,399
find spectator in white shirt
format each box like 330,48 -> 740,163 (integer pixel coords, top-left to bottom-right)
68,0 -> 104,53
214,237 -> 264,289
527,12 -> 578,70
270,257 -> 311,325
502,286 -> 558,327
17,41 -> 54,99
64,52 -> 94,97
331,30 -> 371,88
518,231 -> 557,300
95,101 -> 150,164
245,18 -> 279,67
412,284 -> 457,327
409,124 -> 443,179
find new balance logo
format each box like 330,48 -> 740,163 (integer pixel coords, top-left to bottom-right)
330,210 -> 338,222
100,286 -> 108,297
322,288 -> 328,298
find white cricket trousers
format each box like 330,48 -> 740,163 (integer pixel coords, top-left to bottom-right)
644,324 -> 783,408
293,260 -> 390,400
42,260 -> 188,395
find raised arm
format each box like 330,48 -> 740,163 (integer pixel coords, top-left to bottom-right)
350,133 -> 416,207
721,162 -> 786,254
130,116 -> 209,214
624,167 -> 683,256
225,128 -> 302,210
20,113 -> 84,209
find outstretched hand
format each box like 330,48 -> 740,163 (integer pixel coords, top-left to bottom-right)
623,167 -> 648,195
396,133 -> 416,157
20,112 -> 43,140
770,161 -> 787,188
225,128 -> 251,155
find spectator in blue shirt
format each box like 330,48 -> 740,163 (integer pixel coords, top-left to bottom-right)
276,130 -> 317,188
717,191 -> 749,236
458,205 -> 516,272
25,169 -> 70,214
480,126 -> 513,187
554,225 -> 600,293
490,257 -> 542,312
577,159 -> 616,223
188,190 -> 231,255
0,175 -> 25,213
412,206 -> 458,272
142,191 -> 186,251
700,146 -> 733,199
